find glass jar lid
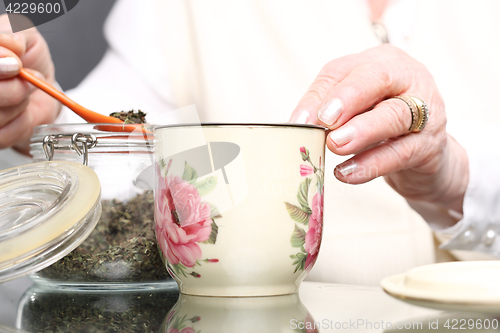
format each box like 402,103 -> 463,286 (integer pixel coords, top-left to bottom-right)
0,161 -> 101,283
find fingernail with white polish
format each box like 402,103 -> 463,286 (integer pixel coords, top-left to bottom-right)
329,125 -> 355,147
336,162 -> 358,177
292,110 -> 310,124
0,57 -> 20,75
318,98 -> 343,126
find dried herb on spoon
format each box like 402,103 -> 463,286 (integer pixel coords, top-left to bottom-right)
109,110 -> 147,124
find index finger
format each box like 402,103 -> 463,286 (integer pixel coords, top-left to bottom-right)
0,14 -> 50,78
289,54 -> 361,124
316,59 -> 415,130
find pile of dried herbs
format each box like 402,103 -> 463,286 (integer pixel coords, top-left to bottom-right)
37,191 -> 171,283
19,288 -> 179,333
109,110 -> 147,124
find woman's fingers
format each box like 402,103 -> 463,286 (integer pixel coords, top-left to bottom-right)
0,16 -> 53,80
0,69 -> 45,126
326,98 -> 413,155
316,60 -> 414,130
333,135 -> 420,184
0,76 -> 30,107
290,45 -> 417,126
289,72 -> 340,124
0,106 -> 33,150
0,33 -> 26,58
0,56 -> 21,79
0,40 -> 23,79
289,44 -> 463,210
289,54 -> 362,124
0,15 -> 59,153
0,92 -> 29,126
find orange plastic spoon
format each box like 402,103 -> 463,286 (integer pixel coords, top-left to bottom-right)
19,69 -> 152,134
18,68 -> 124,124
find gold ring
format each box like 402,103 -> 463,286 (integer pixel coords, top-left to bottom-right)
393,95 -> 429,133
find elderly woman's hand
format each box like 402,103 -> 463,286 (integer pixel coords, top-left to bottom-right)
290,44 -> 468,213
0,14 -> 61,155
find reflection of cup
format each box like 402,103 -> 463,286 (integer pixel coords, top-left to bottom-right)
161,293 -> 319,333
154,124 -> 326,296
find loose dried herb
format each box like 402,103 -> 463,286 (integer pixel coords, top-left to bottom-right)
37,191 -> 171,283
19,287 -> 179,333
109,110 -> 147,124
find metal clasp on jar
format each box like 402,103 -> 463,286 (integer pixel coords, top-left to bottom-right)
42,133 -> 98,166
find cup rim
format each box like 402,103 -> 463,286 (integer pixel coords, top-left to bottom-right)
154,122 -> 326,130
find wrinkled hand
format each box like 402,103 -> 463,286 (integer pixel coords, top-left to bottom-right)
0,14 -> 61,155
290,44 -> 468,213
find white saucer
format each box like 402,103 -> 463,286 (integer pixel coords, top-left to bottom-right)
381,261 -> 500,313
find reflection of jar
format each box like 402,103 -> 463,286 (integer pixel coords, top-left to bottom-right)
17,285 -> 179,332
29,124 -> 172,289
162,293 -> 318,333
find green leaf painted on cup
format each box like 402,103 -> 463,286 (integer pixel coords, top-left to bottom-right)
195,176 -> 217,196
297,178 -> 312,214
170,262 -> 188,278
290,224 -> 306,248
291,252 -> 307,273
285,202 -> 310,225
207,202 -> 222,219
316,173 -> 324,196
200,221 -> 218,245
182,162 -> 198,183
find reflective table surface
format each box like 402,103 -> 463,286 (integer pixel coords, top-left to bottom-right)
0,277 -> 498,332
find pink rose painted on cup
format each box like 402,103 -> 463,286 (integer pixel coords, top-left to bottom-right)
286,148 -> 324,272
300,164 -> 314,177
155,161 -> 220,278
304,193 -> 323,270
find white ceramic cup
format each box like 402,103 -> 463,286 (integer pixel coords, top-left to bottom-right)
154,124 -> 325,296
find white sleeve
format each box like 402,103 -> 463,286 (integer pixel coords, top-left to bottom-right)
413,121 -> 500,258
58,49 -> 177,124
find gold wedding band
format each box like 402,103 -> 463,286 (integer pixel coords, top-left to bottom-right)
393,95 -> 429,133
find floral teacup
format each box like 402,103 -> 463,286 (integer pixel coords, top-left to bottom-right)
154,124 -> 325,296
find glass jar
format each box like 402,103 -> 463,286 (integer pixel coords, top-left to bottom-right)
17,285 -> 179,332
29,123 -> 173,290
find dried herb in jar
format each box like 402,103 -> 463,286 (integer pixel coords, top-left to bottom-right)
37,191 -> 171,283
